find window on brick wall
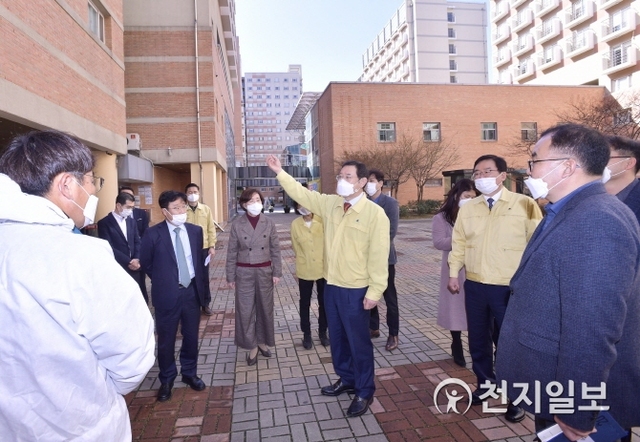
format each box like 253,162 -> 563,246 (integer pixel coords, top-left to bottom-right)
481,122 -> 498,141
377,122 -> 396,142
423,122 -> 441,142
521,122 -> 537,141
88,2 -> 105,42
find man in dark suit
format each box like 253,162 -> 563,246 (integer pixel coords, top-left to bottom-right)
497,124 -> 640,441
140,190 -> 209,402
365,169 -> 400,352
604,136 -> 640,223
120,186 -> 150,301
97,192 -> 144,301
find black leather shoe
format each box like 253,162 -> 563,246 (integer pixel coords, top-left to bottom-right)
181,375 -> 205,391
321,379 -> 356,397
201,306 -> 213,316
319,332 -> 330,347
157,382 -> 173,402
258,346 -> 272,357
346,395 -> 373,417
303,334 -> 313,349
505,402 -> 525,423
369,329 -> 380,338
247,351 -> 258,366
385,335 -> 398,351
471,389 -> 485,405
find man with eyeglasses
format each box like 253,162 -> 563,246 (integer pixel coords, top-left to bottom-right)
266,155 -> 390,418
448,154 -> 542,422
496,124 -> 640,441
0,130 -> 155,440
141,190 -> 210,402
603,136 -> 640,224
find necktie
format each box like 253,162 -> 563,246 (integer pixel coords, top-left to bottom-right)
487,198 -> 494,210
344,202 -> 351,213
174,227 -> 192,287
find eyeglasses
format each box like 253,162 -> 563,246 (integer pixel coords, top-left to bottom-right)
336,175 -> 358,182
527,158 -> 570,172
168,205 -> 188,212
85,174 -> 104,192
610,156 -> 631,159
471,169 -> 499,179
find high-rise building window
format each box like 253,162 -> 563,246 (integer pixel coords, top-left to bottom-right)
449,44 -> 456,54
88,2 -> 105,42
447,12 -> 456,23
481,123 -> 498,141
450,75 -> 457,83
448,28 -> 456,38
377,122 -> 396,142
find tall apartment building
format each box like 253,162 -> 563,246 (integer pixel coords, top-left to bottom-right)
359,0 -> 488,84
491,0 -> 639,92
0,0 -> 127,221
242,65 -> 304,167
124,0 -> 241,224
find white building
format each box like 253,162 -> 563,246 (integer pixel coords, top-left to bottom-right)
491,0 -> 638,93
359,0 -> 488,84
242,65 -> 304,166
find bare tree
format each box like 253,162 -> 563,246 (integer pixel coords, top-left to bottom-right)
409,138 -> 459,201
338,134 -> 419,198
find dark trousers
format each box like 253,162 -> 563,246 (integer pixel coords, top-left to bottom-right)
137,270 -> 149,304
324,284 -> 375,399
299,278 -> 327,335
202,248 -> 212,305
155,282 -> 201,383
464,280 -> 510,388
369,265 -> 398,336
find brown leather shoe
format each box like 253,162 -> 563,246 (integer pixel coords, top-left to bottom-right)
385,335 -> 398,351
369,329 -> 380,338
201,306 -> 213,316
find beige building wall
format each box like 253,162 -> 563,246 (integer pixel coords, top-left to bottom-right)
360,0 -> 488,84
314,82 -> 605,205
124,0 -> 239,223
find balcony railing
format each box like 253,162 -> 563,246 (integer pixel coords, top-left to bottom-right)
514,60 -> 535,80
493,25 -> 511,44
513,34 -> 535,56
565,31 -> 595,57
537,45 -> 562,70
601,9 -> 636,42
534,0 -> 560,17
564,0 -> 594,28
492,2 -> 509,22
535,19 -> 561,44
494,47 -> 512,67
512,0 -> 528,9
512,9 -> 534,32
602,43 -> 636,74
598,0 -> 623,10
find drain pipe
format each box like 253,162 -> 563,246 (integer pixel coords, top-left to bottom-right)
194,0 -> 204,194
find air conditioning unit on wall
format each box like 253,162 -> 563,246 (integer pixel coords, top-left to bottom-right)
126,133 -> 141,151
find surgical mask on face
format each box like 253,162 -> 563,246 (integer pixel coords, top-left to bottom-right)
365,182 -> 378,196
458,198 -> 472,208
601,167 -> 612,184
120,208 -> 133,218
246,202 -> 263,216
298,207 -> 311,216
524,162 -> 565,200
336,179 -> 356,197
187,194 -> 199,203
168,212 -> 187,226
474,177 -> 500,195
68,179 -> 98,228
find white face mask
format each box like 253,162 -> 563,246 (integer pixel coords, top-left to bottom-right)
120,208 -> 133,218
474,177 -> 500,195
246,202 -> 263,216
298,207 -> 311,216
524,162 -> 565,200
336,179 -> 356,197
187,194 -> 199,203
458,198 -> 472,208
68,179 -> 98,228
365,182 -> 378,196
601,167 -> 612,184
168,212 -> 187,226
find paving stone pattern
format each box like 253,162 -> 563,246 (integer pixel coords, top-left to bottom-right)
127,214 -> 638,442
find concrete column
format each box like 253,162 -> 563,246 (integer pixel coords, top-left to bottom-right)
190,161 -> 220,222
93,151 -> 118,221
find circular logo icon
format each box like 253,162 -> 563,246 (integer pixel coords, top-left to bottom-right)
433,378 -> 472,415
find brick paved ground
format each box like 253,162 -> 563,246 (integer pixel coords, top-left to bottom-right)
127,213 -> 638,442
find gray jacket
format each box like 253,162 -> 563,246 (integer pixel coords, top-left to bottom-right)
373,193 -> 399,265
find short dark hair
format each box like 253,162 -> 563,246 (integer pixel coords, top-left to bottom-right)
238,188 -> 264,207
540,124 -> 609,175
159,190 -> 187,209
0,130 -> 94,196
185,183 -> 199,192
473,154 -> 507,173
608,135 -> 640,173
119,185 -> 134,194
341,160 -> 368,179
369,169 -> 385,182
116,192 -> 135,206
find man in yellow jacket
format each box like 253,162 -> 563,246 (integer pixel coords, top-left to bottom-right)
290,201 -> 329,349
267,155 -> 389,418
448,154 -> 542,422
185,183 -> 217,316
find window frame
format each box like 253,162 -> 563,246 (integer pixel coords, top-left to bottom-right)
423,122 -> 441,142
377,122 -> 396,143
481,122 -> 498,141
88,1 -> 105,43
521,122 -> 537,141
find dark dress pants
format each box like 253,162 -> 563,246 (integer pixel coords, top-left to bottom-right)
369,265 -> 398,336
202,248 -> 212,305
324,284 -> 375,399
299,278 -> 327,335
155,282 -> 201,383
464,280 -> 510,389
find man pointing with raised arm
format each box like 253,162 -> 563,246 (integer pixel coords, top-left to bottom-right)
267,155 -> 389,418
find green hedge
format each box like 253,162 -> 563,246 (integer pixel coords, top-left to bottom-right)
399,200 -> 442,217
